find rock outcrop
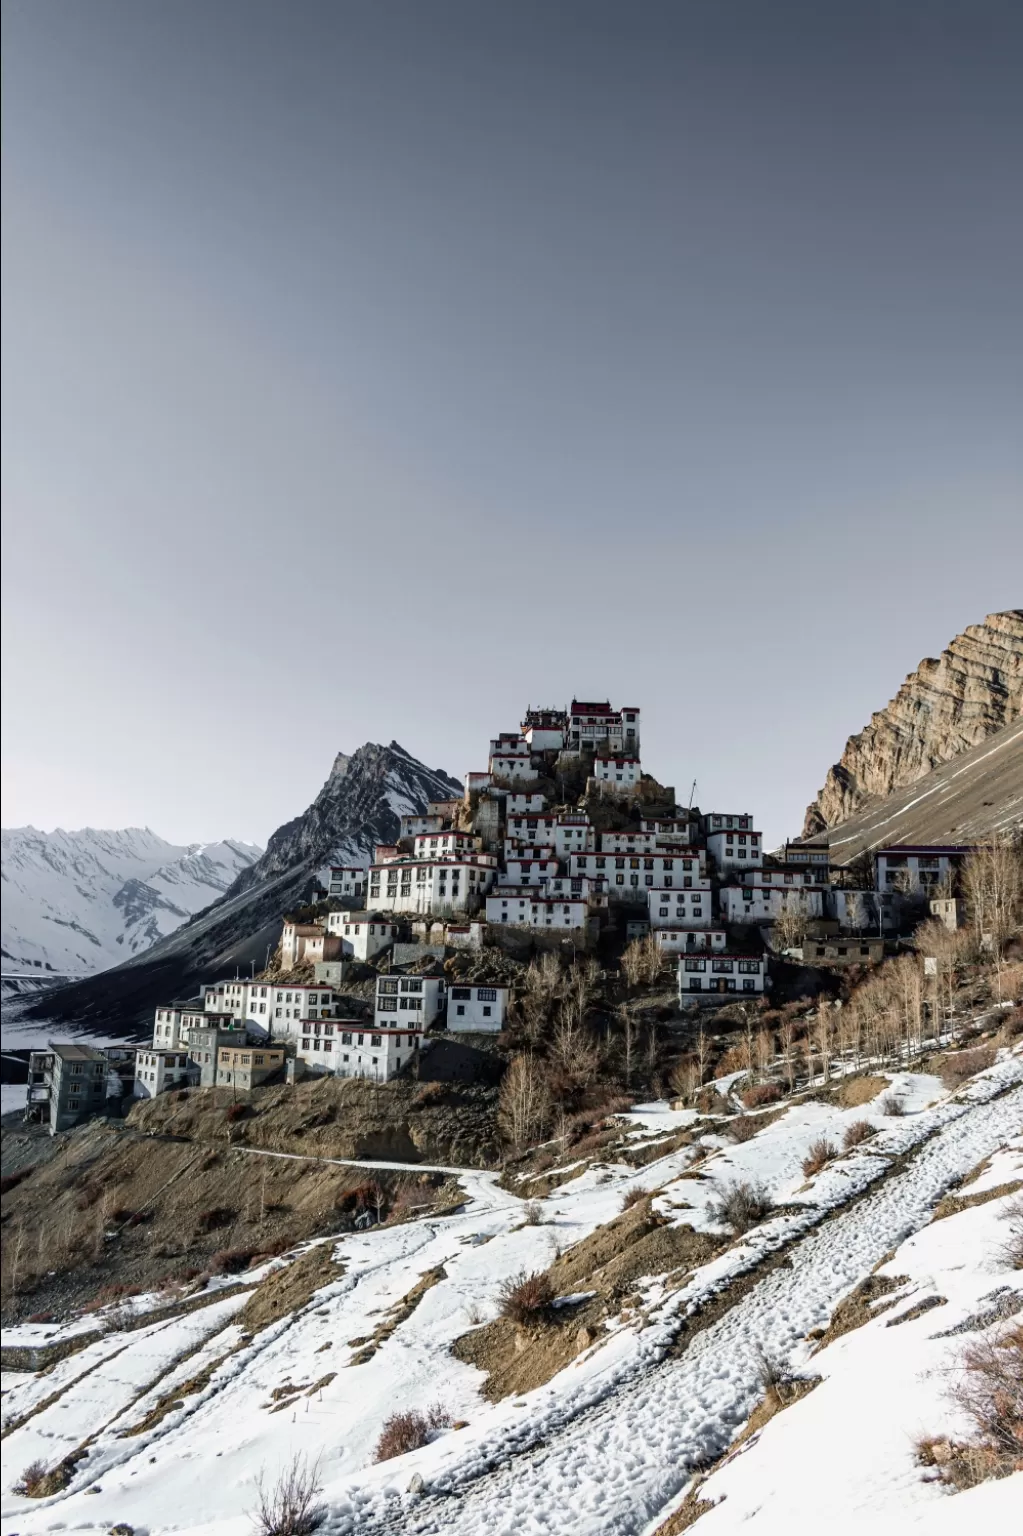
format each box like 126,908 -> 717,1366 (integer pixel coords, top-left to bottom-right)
803,610 -> 1023,837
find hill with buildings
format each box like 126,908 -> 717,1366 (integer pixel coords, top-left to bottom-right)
803,610 -> 1023,837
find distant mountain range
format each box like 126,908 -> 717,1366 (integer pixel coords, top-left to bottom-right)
15,742 -> 461,1038
1,828 -> 263,979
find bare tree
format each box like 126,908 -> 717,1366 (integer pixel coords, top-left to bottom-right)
498,1053 -> 552,1149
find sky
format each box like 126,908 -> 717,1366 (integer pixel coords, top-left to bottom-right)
2,0 -> 1021,850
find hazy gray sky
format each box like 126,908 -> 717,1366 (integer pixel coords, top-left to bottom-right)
2,0 -> 1021,849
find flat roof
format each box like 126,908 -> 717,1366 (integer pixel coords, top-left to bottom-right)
50,1044 -> 108,1062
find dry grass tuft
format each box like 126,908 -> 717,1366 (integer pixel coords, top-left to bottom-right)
709,1180 -> 773,1236
878,1092 -> 905,1117
802,1137 -> 837,1178
619,1187 -> 650,1213
497,1269 -> 555,1326
842,1119 -> 875,1150
740,1083 -> 783,1110
253,1452 -> 325,1534
374,1404 -> 450,1462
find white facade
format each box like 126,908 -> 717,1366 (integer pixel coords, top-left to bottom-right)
413,831 -> 481,861
489,753 -> 538,783
500,854 -> 560,887
593,756 -> 641,791
641,818 -> 696,845
486,892 -> 591,929
507,813 -> 557,844
374,974 -> 445,1029
718,882 -> 824,925
256,984 -> 337,1038
647,885 -> 713,927
703,812 -> 756,834
570,849 -> 706,884
706,828 -> 763,873
489,733 -> 530,758
203,980 -> 251,1020
506,792 -> 547,814
325,913 -> 400,960
552,817 -> 595,857
326,865 -> 367,901
280,922 -> 327,970
447,983 -> 508,1032
875,846 -> 970,894
152,1005 -> 186,1049
133,1048 -> 193,1099
334,1023 -> 423,1081
653,927 -> 728,956
566,702 -> 640,755
465,772 -> 493,796
399,815 -> 445,838
601,830 -> 658,854
367,856 -> 497,915
542,875 -> 607,905
522,725 -> 564,752
678,953 -> 768,998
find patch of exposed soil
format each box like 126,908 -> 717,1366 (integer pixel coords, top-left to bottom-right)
837,1074 -> 890,1108
815,1272 -> 908,1349
932,1180 -> 1022,1221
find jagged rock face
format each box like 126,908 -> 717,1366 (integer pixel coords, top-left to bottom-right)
225,741 -> 461,897
803,611 -> 1023,837
21,743 -> 462,1035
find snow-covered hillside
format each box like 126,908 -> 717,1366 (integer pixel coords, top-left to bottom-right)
1,1039 -> 1018,1536
1,827 -> 262,978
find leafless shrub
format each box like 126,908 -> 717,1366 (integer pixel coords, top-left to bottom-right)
521,1202 -> 544,1226
709,1180 -> 773,1235
619,1187 -> 650,1213
938,1048 -> 997,1091
741,1083 -> 783,1109
252,1452 -> 325,1535
998,1196 -> 1023,1271
878,1092 -> 904,1117
13,1460 -> 48,1497
497,1269 -> 555,1326
374,1407 -> 448,1462
802,1136 -> 837,1178
726,1116 -> 760,1144
954,1323 -> 1023,1459
842,1119 -> 875,1150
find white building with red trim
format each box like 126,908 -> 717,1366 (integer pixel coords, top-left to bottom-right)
334,1020 -> 425,1081
499,852 -> 561,887
506,791 -> 547,815
678,953 -> 768,999
326,866 -> 367,902
652,927 -> 728,956
413,830 -> 481,861
718,876 -> 824,925
593,755 -> 641,792
706,827 -> 763,873
507,813 -> 557,846
325,912 -> 400,960
485,891 -> 593,930
566,701 -> 641,755
447,983 -> 509,1032
367,855 -> 497,915
521,708 -> 567,752
374,973 -> 445,1030
647,884 -> 713,927
552,815 -> 595,857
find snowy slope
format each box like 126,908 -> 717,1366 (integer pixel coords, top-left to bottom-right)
1,827 -> 262,977
1,1043 -> 1019,1536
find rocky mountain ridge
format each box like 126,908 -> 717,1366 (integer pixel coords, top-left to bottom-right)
1,828 -> 262,979
803,609 -> 1023,836
15,742 -> 461,1038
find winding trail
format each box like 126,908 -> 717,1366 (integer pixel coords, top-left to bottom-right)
341,1079 -> 1023,1536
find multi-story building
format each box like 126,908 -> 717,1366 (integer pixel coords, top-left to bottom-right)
646,885 -> 713,927
26,1045 -> 111,1134
485,891 -> 593,930
326,865 -> 368,902
593,755 -> 641,792
187,1021 -> 249,1087
203,980 -> 251,1020
781,842 -> 831,877
373,973 -> 445,1029
325,912 -> 401,960
295,1017 -> 360,1074
412,831 -> 481,861
552,815 -> 596,858
151,1001 -> 199,1049
334,1021 -> 423,1081
541,875 -> 608,905
652,927 -> 728,956
706,826 -> 763,873
678,953 -> 768,999
803,935 -> 885,967
281,921 -> 340,971
133,1048 -> 196,1099
641,817 -> 697,846
718,879 -> 824,925
875,846 -> 974,895
601,829 -> 658,854
247,983 -> 337,1037
447,983 -> 509,1032
566,701 -> 640,755
570,850 -> 706,885
506,791 -> 547,815
215,1045 -> 286,1092
367,855 -> 497,915
521,708 -> 567,752
499,851 -> 560,887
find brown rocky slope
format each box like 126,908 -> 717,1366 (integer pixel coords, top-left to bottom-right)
803,610 -> 1023,837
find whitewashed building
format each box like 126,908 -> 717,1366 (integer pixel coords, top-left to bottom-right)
374,974 -> 445,1030
542,875 -> 608,906
500,853 -> 561,887
641,817 -> 697,846
325,912 -> 400,960
326,865 -> 368,902
133,1048 -> 194,1099
447,983 -> 508,1032
521,708 -> 567,752
507,813 -> 557,845
258,984 -> 337,1037
334,1022 -> 423,1081
367,855 -> 497,915
202,980 -> 252,1019
566,701 -> 640,755
506,791 -> 547,815
413,831 -> 481,861
593,756 -> 641,792
678,953 -> 768,999
653,927 -> 728,956
718,879 -> 824,925
465,772 -> 493,796
647,885 -> 713,927
553,816 -> 596,857
570,849 -> 706,884
485,891 -> 592,930
706,827 -> 763,873
601,830 -> 658,854
875,845 -> 973,895
398,814 -> 445,838
152,1004 -> 190,1049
